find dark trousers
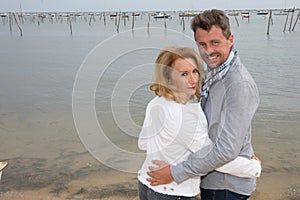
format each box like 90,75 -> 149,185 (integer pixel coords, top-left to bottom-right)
201,188 -> 250,200
138,181 -> 197,200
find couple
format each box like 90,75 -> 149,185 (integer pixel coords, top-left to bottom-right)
137,9 -> 261,200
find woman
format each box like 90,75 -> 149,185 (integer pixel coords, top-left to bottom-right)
137,46 -> 261,200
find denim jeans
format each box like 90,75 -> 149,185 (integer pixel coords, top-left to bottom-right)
138,181 -> 197,200
200,188 -> 250,200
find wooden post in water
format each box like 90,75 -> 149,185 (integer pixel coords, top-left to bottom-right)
103,13 -> 106,26
12,13 -> 23,36
123,13 -> 126,26
9,12 -> 12,34
292,11 -> 299,31
30,14 -> 35,24
179,15 -> 183,25
181,16 -> 185,31
90,14 -> 96,26
68,16 -> 73,36
18,14 -> 24,24
247,11 -> 250,23
56,14 -> 59,23
147,14 -> 150,33
93,14 -> 96,23
37,15 -> 41,26
1,16 -> 6,25
288,8 -> 295,31
114,13 -> 118,26
164,16 -> 167,29
267,10 -> 273,35
131,13 -> 135,31
234,15 -> 239,27
116,11 -> 121,32
88,14 -> 92,26
50,14 -> 54,24
283,9 -> 290,32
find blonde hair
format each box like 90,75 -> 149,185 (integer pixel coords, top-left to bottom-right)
150,46 -> 204,103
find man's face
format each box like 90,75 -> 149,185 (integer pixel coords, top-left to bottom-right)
195,25 -> 233,68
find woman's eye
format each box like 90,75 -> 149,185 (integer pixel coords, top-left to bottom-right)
198,43 -> 206,48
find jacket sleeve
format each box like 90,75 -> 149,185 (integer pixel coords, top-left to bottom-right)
138,102 -> 166,150
174,104 -> 212,154
216,156 -> 261,178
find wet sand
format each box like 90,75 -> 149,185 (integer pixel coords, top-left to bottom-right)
1,166 -> 300,200
0,112 -> 299,200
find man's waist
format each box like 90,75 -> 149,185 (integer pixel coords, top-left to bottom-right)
201,171 -> 256,196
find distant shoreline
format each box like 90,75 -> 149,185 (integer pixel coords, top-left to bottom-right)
0,8 -> 299,14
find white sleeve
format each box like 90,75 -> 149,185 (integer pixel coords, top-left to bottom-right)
138,102 -> 165,150
175,103 -> 211,153
216,156 -> 262,178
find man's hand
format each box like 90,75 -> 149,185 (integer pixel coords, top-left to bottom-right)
146,160 -> 174,186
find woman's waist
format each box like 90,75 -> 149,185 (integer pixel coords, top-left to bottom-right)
138,172 -> 200,196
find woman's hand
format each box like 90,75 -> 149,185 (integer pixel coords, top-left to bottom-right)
251,155 -> 261,164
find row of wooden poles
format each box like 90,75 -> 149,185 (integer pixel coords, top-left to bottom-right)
5,13 -> 23,36
2,12 -> 179,36
75,12 -> 182,34
267,8 -> 300,35
229,8 -> 299,35
3,10 -> 300,36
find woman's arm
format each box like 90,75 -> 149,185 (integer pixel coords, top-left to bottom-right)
216,156 -> 262,178
138,100 -> 167,150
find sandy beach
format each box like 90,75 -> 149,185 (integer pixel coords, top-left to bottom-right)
0,168 -> 299,200
0,118 -> 299,200
0,166 -> 299,200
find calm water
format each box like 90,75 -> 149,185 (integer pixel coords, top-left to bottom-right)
0,11 -> 300,198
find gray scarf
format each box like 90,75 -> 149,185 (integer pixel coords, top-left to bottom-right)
200,51 -> 235,109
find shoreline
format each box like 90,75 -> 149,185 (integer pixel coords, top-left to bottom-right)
0,118 -> 299,200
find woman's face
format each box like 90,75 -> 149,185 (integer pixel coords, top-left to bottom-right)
170,58 -> 199,98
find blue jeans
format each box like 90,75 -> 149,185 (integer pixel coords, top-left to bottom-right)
200,188 -> 250,200
138,181 -> 197,200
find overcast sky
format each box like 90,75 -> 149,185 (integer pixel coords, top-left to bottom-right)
1,0 -> 300,12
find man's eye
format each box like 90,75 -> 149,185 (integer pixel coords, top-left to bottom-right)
212,41 -> 219,46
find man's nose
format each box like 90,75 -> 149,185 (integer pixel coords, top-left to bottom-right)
204,44 -> 214,55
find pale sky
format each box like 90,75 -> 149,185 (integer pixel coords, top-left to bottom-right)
1,0 -> 300,12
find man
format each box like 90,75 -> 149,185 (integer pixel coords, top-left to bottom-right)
147,9 -> 260,200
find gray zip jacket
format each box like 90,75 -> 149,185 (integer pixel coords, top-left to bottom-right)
170,50 -> 259,195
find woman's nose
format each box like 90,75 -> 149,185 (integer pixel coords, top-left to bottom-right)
189,74 -> 197,83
